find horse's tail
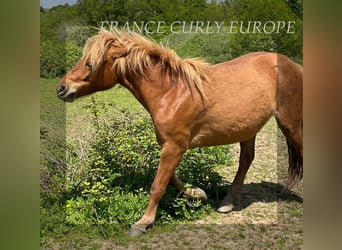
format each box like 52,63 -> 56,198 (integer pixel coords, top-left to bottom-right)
285,120 -> 303,190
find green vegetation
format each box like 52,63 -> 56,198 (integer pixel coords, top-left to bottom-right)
40,0 -> 303,77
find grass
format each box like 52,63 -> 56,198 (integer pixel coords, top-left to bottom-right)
40,78 -> 66,137
40,78 -> 303,249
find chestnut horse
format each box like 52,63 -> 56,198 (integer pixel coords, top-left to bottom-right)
57,30 -> 303,236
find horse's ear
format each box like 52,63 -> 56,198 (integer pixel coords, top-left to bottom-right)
108,39 -> 127,58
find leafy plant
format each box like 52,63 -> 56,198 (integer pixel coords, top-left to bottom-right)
65,41 -> 83,72
40,40 -> 66,78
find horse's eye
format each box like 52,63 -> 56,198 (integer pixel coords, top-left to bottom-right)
86,62 -> 92,71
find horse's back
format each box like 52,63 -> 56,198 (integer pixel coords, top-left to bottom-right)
205,52 -> 279,118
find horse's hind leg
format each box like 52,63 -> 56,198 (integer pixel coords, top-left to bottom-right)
217,136 -> 256,213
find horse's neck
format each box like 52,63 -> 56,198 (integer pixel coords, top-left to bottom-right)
123,65 -> 193,114
119,74 -> 161,114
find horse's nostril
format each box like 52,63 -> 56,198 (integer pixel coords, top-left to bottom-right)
57,85 -> 66,94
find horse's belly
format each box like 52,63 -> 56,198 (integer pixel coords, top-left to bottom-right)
190,134 -> 239,148
190,129 -> 256,148
189,112 -> 272,148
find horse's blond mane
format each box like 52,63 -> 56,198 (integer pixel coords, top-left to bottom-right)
82,30 -> 209,97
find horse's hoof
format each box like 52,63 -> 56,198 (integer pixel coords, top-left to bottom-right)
217,204 -> 234,213
127,224 -> 152,237
184,187 -> 207,200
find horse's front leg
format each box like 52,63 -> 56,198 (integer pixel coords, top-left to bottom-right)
128,141 -> 185,237
170,173 -> 207,200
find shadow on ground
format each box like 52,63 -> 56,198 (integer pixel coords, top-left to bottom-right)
208,181 -> 302,211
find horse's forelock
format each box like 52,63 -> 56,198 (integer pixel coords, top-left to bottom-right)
82,31 -> 122,70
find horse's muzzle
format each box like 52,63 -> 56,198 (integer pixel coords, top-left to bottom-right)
56,85 -> 76,102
